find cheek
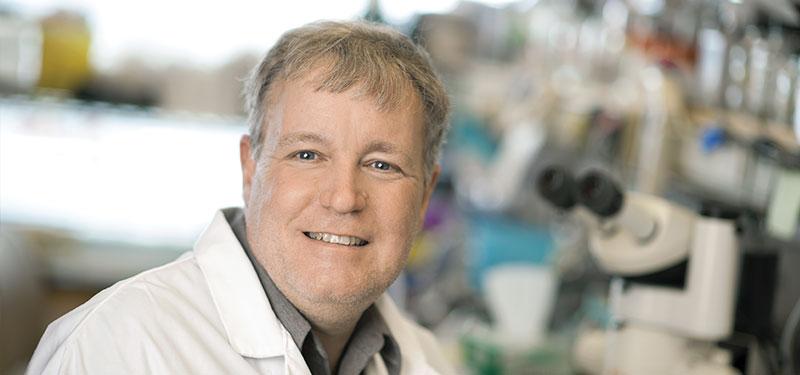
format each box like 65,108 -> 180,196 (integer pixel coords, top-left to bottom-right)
262,170 -> 307,209
247,167 -> 314,237
371,186 -> 423,276
374,183 -> 424,238
248,159 -> 278,202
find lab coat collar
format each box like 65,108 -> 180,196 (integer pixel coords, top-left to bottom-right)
194,210 -> 288,359
376,294 -> 438,374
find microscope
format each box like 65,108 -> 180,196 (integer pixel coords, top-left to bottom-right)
537,167 -> 740,374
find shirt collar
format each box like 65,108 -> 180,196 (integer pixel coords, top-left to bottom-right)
339,305 -> 402,375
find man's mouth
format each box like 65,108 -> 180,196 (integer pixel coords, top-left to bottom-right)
303,231 -> 368,247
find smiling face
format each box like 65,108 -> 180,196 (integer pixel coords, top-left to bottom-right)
240,75 -> 438,312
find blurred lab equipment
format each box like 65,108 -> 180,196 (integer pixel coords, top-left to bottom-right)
537,166 -> 740,374
0,229 -> 45,374
483,264 -> 556,346
0,10 -> 42,93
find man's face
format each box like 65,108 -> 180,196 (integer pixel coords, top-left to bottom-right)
240,76 -> 438,310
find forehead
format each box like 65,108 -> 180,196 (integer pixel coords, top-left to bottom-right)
269,72 -> 425,138
276,62 -> 422,111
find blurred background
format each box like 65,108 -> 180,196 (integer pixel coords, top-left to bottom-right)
1,0 -> 799,374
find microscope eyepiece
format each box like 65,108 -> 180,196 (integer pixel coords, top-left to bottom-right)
578,171 -> 624,217
536,166 -> 577,210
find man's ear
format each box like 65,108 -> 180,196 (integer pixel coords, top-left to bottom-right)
240,135 -> 256,205
419,165 -> 441,227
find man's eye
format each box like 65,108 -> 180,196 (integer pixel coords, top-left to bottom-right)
369,161 -> 394,171
294,151 -> 317,161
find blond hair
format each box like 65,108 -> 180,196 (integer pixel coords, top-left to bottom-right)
243,20 -> 450,178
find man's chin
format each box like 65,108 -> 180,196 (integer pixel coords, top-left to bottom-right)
306,285 -> 381,306
288,278 -> 386,308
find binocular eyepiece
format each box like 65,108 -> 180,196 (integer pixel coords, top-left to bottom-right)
536,166 -> 624,218
536,167 -> 578,210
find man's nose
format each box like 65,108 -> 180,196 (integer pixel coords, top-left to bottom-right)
319,166 -> 367,214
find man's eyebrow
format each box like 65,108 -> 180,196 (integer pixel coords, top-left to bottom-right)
364,141 -> 413,165
277,132 -> 330,148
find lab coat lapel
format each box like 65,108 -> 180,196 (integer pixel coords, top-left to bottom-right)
194,210 -> 287,359
284,339 -> 312,375
375,295 -> 439,374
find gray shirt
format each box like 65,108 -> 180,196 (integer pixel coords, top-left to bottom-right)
223,207 -> 401,375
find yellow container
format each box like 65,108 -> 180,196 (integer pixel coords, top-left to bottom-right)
38,11 -> 91,91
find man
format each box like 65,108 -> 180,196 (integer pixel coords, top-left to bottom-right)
27,21 -> 453,374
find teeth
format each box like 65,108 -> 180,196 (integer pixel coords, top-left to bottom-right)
306,232 -> 366,246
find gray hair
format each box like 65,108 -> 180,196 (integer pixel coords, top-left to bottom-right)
243,20 -> 450,180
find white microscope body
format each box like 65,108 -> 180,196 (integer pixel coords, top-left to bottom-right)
592,194 -> 739,374
538,168 -> 741,375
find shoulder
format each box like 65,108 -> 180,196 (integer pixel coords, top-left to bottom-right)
26,251 -> 225,374
404,320 -> 456,374
375,295 -> 455,374
66,251 -> 207,330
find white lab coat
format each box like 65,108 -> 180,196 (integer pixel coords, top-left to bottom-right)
27,211 -> 454,374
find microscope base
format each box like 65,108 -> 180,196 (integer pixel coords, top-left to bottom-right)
607,324 -> 739,375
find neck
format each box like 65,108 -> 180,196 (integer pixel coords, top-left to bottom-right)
303,304 -> 365,372
313,323 -> 356,372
